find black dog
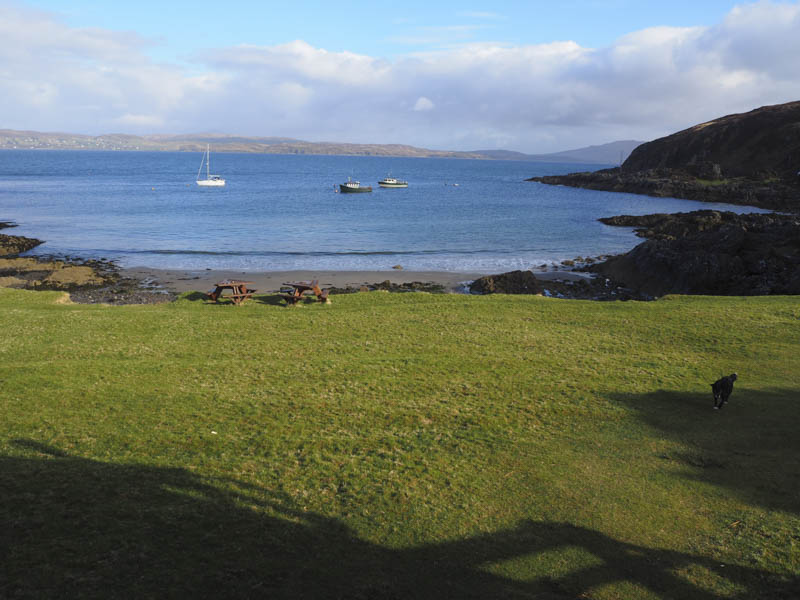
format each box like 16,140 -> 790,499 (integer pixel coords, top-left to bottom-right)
711,373 -> 737,409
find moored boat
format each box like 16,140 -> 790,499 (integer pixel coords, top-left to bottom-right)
339,177 -> 372,193
196,144 -> 225,187
378,175 -> 408,188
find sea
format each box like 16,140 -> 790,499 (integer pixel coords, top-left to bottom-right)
0,150 -> 770,273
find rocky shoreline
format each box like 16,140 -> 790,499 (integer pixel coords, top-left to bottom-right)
0,222 -> 176,304
588,210 -> 800,296
468,269 -> 648,301
472,210 -> 800,299
527,167 -> 800,213
1,219 -> 631,303
4,210 -> 799,303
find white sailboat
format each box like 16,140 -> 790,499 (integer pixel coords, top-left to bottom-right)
196,144 -> 225,187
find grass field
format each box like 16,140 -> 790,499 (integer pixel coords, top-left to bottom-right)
1,288 -> 798,598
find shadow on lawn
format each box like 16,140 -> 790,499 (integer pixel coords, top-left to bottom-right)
180,291 -> 287,306
181,291 -> 210,302
609,387 -> 800,516
255,294 -> 293,307
3,441 -> 796,599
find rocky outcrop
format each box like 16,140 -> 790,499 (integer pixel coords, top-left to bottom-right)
0,221 -> 174,304
0,234 -> 44,256
327,280 -> 446,294
0,222 -> 44,256
468,269 -> 649,300
590,211 -> 800,296
469,270 -> 544,295
529,101 -> 800,213
597,210 -> 792,240
529,167 -> 800,212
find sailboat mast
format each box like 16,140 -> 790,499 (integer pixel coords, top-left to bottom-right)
206,144 -> 211,179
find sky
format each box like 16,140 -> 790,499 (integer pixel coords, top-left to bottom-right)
2,0 -> 800,153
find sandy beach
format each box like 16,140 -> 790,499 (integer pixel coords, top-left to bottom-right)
123,267 -> 594,294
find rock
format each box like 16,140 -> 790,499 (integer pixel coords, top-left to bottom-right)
327,281 -> 446,294
0,253 -> 176,303
0,234 -> 44,256
469,270 -> 544,295
42,265 -> 104,287
468,269 -> 647,300
590,211 -> 800,296
599,210 -> 734,240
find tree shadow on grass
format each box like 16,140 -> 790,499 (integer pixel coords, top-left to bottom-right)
2,440 -> 796,599
608,387 -> 800,516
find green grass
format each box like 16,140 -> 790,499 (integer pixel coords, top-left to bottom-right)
2,288 -> 798,598
694,178 -> 735,187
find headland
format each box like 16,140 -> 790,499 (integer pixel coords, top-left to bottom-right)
529,100 -> 800,214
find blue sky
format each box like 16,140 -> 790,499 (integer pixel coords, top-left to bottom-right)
3,0 -> 800,152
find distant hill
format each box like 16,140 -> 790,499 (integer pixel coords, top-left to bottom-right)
474,140 -> 643,165
0,129 -> 641,163
0,130 -> 480,159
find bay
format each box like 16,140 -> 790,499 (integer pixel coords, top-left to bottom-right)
0,150 -> 768,273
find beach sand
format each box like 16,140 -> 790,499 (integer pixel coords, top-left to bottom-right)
123,267 -> 594,294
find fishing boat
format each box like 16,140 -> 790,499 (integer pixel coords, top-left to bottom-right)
339,177 -> 372,193
378,175 -> 408,188
196,145 -> 225,187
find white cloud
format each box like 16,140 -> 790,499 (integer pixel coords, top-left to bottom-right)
114,113 -> 165,128
1,1 -> 800,151
413,97 -> 435,111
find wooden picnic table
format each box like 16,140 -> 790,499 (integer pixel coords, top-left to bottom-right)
281,279 -> 329,306
207,280 -> 256,305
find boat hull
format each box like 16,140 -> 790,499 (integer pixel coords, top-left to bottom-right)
378,181 -> 408,188
339,184 -> 372,193
197,179 -> 226,187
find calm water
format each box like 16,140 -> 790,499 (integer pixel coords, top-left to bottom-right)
0,150 -> 768,273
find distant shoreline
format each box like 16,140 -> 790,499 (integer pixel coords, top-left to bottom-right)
0,130 -> 634,165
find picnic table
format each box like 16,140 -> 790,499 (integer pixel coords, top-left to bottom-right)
281,279 -> 330,306
206,280 -> 256,305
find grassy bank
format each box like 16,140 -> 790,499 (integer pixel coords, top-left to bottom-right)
2,288 -> 798,598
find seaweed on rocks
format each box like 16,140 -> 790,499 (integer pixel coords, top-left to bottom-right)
327,280 -> 446,295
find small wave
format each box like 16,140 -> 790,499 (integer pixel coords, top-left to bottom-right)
27,246 -> 595,272
87,248 -> 548,258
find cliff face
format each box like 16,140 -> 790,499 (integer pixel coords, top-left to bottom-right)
622,101 -> 800,180
529,101 -> 800,212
